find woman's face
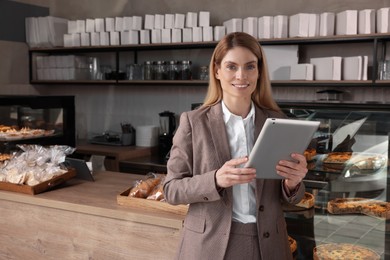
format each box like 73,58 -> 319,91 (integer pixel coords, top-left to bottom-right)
215,46 -> 259,102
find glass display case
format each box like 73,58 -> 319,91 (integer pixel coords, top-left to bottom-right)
0,95 -> 75,153
278,102 -> 389,259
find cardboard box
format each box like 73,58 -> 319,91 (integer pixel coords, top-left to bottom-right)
310,56 -> 342,80
290,64 -> 314,80
192,27 -> 203,42
308,14 -> 319,37
377,8 -> 390,33
95,18 -> 105,32
162,28 -> 171,43
76,20 -> 86,33
140,30 -> 150,44
273,15 -> 288,38
258,16 -> 274,39
214,26 -> 226,41
123,16 -> 133,31
202,26 -> 213,41
100,31 -> 109,46
199,11 -> 210,27
86,19 -> 95,33
165,14 -> 175,29
110,31 -> 120,45
223,18 -> 243,34
117,188 -> 188,216
319,12 -> 335,36
0,169 -> 76,195
172,28 -> 182,43
105,17 -> 115,32
186,12 -> 198,28
183,28 -> 192,42
174,13 -> 185,28
90,32 -> 100,46
80,32 -> 90,46
132,16 -> 143,31
121,30 -> 139,45
243,17 -> 258,38
358,9 -> 375,34
336,10 -> 358,35
115,17 -> 123,32
67,20 -> 77,34
343,56 -> 362,80
151,29 -> 162,44
154,14 -> 164,29
289,13 -> 310,37
144,14 -> 154,30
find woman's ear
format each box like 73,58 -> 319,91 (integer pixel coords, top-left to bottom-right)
215,70 -> 220,79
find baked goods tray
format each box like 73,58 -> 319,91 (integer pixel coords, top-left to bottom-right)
117,188 -> 188,216
0,168 -> 76,195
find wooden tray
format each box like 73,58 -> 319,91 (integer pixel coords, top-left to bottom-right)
0,168 -> 76,195
117,188 -> 188,216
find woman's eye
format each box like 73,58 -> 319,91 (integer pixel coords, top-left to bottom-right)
246,64 -> 256,70
226,64 -> 237,71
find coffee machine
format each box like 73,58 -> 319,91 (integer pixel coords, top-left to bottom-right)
158,111 -> 176,163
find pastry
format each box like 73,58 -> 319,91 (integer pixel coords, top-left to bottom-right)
296,192 -> 315,209
288,236 -> 297,254
313,243 -> 379,260
327,198 -> 390,219
129,177 -> 162,198
304,148 -> 316,161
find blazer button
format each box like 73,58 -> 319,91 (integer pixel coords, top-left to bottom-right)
259,205 -> 264,211
263,232 -> 270,238
203,197 -> 209,201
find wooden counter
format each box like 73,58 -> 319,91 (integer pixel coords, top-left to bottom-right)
0,171 -> 185,259
75,141 -> 153,171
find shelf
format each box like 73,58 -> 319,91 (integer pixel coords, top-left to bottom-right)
271,80 -> 382,87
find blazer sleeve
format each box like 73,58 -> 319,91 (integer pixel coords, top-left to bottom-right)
163,111 -> 222,205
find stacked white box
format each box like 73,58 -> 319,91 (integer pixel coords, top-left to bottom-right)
203,26 -> 213,41
336,10 -> 358,35
214,26 -> 226,41
132,16 -> 143,30
63,34 -> 73,47
86,19 -> 95,33
105,18 -> 115,32
100,31 -> 109,46
165,14 -> 175,29
151,29 -> 162,43
273,15 -> 288,38
224,18 -> 243,34
290,64 -> 314,80
110,31 -> 120,45
67,20 -> 77,34
258,16 -> 274,39
155,14 -> 165,29
310,56 -> 342,80
90,32 -> 100,46
289,13 -> 310,37
308,14 -> 319,37
183,28 -> 192,42
144,14 -> 154,30
358,9 -> 375,34
76,20 -> 85,33
123,17 -> 133,31
95,18 -> 105,32
243,17 -> 258,38
199,11 -> 210,27
162,28 -> 171,43
319,12 -> 335,36
115,17 -> 123,32
186,12 -> 198,28
377,8 -> 390,33
80,32 -> 90,46
172,28 -> 182,43
175,14 -> 185,28
192,27 -> 203,42
121,30 -> 139,45
140,30 -> 150,44
342,56 -> 362,80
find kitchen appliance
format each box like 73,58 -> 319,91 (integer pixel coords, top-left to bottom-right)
158,111 -> 176,162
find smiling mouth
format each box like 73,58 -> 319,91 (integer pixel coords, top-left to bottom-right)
232,84 -> 249,88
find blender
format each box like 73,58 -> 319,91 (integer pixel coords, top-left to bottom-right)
158,111 -> 176,163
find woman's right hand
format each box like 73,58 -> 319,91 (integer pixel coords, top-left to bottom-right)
215,157 -> 256,188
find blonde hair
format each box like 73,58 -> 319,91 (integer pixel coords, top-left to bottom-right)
202,32 -> 280,111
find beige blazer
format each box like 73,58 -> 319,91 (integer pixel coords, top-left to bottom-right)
163,102 -> 304,260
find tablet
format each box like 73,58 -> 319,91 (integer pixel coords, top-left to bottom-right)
64,157 -> 95,181
245,118 -> 320,179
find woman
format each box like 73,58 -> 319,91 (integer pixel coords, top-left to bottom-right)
163,32 -> 308,260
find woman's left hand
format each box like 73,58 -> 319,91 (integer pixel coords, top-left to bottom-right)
276,153 -> 308,192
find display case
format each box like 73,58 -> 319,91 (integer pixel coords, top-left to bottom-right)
0,95 -> 76,153
278,101 -> 389,259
